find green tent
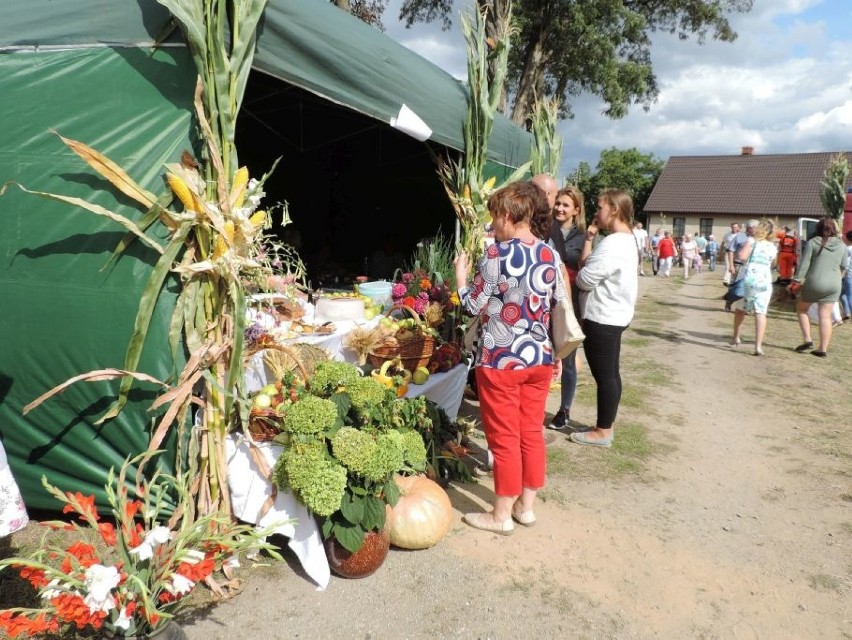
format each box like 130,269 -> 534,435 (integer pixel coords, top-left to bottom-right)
0,0 -> 532,509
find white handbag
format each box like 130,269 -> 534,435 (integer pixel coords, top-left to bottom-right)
551,260 -> 585,360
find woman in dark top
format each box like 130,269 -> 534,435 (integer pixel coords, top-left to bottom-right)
547,186 -> 586,431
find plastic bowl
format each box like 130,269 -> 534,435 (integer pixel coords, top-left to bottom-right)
358,280 -> 393,310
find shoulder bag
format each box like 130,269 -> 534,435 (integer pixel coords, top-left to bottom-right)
551,259 -> 585,360
724,242 -> 756,303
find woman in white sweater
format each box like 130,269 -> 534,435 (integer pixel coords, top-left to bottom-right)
571,189 -> 639,447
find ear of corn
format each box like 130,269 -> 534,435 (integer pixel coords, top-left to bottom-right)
167,173 -> 198,212
463,184 -> 471,200
249,210 -> 266,228
212,235 -> 228,260
223,220 -> 235,246
484,176 -> 496,190
230,167 -> 249,208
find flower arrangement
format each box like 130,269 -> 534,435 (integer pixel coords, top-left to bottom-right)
270,361 -> 430,553
0,454 -> 280,638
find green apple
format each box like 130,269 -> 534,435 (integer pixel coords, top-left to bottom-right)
412,366 -> 430,385
260,383 -> 278,396
253,393 -> 273,409
364,307 -> 377,320
379,317 -> 393,328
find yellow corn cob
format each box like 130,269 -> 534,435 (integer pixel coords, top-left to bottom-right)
462,184 -> 471,200
249,210 -> 267,228
212,235 -> 228,260
230,167 -> 249,208
223,220 -> 235,245
484,176 -> 496,190
167,173 -> 197,212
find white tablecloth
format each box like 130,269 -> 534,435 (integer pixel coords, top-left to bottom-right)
225,434 -> 330,590
0,441 -> 29,537
404,363 -> 468,421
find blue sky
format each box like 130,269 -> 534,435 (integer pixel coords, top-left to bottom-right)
383,0 -> 852,181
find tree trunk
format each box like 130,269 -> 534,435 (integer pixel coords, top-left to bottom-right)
511,37 -> 545,125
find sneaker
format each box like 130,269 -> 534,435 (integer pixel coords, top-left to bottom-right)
547,408 -> 569,431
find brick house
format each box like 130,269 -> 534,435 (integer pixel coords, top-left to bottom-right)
643,147 -> 852,242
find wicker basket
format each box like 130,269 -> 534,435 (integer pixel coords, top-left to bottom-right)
245,344 -> 310,443
368,305 -> 435,373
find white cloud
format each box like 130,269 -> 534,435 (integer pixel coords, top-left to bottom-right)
383,0 -> 852,180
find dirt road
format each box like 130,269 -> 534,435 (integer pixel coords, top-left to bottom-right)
185,273 -> 851,639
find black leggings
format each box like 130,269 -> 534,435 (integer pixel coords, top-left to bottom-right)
582,319 -> 627,428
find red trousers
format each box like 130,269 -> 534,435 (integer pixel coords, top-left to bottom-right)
476,365 -> 551,496
779,252 -> 796,280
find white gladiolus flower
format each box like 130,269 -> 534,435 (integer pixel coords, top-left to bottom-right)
181,549 -> 206,564
145,526 -> 172,546
129,541 -> 153,561
131,525 -> 173,560
83,564 -> 119,613
170,572 -> 195,595
114,606 -> 133,631
40,578 -> 64,600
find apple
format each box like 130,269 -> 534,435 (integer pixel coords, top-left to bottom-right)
364,307 -> 377,320
412,366 -> 430,385
253,393 -> 273,409
260,383 -> 278,396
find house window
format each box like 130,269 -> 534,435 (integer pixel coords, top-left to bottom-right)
673,217 -> 685,238
699,218 -> 713,238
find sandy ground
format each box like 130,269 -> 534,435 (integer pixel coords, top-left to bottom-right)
182,273 -> 851,640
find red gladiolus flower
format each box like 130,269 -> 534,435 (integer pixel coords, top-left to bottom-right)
17,565 -> 48,588
98,522 -> 117,546
62,492 -> 99,522
125,500 -> 144,519
403,296 -> 417,308
51,592 -> 107,630
66,541 -> 99,567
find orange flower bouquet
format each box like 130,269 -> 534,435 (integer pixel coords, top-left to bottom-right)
0,453 -> 281,638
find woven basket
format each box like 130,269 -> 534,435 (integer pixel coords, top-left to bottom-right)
245,344 -> 310,443
368,305 -> 435,373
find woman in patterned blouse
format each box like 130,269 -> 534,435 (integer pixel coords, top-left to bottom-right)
454,181 -> 562,535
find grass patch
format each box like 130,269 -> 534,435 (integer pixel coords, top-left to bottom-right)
537,486 -> 569,507
611,423 -> 652,459
546,446 -> 572,475
807,573 -> 844,593
618,384 -> 645,409
623,336 -> 651,348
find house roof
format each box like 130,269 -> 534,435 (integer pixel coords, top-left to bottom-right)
644,151 -> 852,218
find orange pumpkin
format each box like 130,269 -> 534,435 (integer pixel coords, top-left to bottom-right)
385,474 -> 453,549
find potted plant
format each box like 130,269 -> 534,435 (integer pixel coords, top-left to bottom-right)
0,453 -> 281,638
269,361 -> 430,577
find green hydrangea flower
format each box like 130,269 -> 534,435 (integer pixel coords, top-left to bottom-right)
345,377 -> 393,424
283,395 -> 338,435
274,446 -> 347,517
363,431 -> 405,482
399,430 -> 427,467
309,361 -> 362,396
331,427 -> 376,476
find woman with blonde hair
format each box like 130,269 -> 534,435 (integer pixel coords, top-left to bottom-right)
547,186 -> 586,431
680,233 -> 698,279
570,189 -> 638,447
730,219 -> 777,355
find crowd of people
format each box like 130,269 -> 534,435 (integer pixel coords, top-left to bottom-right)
455,175 -> 850,536
641,225 -> 720,279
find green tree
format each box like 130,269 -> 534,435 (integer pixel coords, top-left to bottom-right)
566,147 -> 664,224
397,0 -> 752,125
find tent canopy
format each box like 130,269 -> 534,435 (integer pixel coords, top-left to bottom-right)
1,0 -> 531,510
5,0 -> 533,170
